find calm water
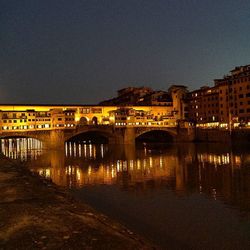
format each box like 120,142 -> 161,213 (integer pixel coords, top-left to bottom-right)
1,138 -> 250,249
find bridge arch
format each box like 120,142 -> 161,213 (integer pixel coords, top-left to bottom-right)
135,128 -> 177,143
64,127 -> 116,144
79,116 -> 89,125
0,132 -> 49,144
92,117 -> 98,125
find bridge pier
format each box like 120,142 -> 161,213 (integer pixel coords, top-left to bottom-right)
124,143 -> 136,160
175,128 -> 196,142
123,127 -> 136,145
107,127 -> 136,145
47,130 -> 65,149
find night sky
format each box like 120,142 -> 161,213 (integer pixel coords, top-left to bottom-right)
1,0 -> 250,104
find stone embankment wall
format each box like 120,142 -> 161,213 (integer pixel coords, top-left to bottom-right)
195,128 -> 250,143
231,129 -> 250,143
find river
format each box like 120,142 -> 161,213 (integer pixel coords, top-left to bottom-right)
1,138 -> 250,249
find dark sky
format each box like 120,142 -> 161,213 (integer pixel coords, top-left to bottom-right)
1,0 -> 250,104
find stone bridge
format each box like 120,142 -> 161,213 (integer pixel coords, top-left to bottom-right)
0,125 -> 195,148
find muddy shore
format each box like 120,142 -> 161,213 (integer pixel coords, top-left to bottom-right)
0,156 -> 155,249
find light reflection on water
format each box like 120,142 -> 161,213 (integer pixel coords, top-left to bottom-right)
0,138 -> 43,161
1,138 -> 250,248
1,138 -> 250,198
1,138 -> 250,205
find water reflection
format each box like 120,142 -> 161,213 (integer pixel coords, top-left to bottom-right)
1,138 -> 250,207
2,138 -> 250,248
0,138 -> 43,161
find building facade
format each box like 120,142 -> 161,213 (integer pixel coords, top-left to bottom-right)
0,102 -> 187,133
188,64 -> 250,128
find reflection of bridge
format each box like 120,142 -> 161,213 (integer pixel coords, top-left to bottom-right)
0,125 -> 194,148
0,105 -> 195,147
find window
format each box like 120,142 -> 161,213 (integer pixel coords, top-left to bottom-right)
239,94 -> 244,98
91,108 -> 102,114
239,109 -> 244,113
80,108 -> 90,114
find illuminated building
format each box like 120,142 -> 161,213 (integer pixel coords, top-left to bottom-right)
215,65 -> 250,124
188,86 -> 219,126
0,102 -> 188,134
188,64 -> 250,127
99,85 -> 189,112
100,87 -> 154,106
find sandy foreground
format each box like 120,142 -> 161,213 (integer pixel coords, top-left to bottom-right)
0,156 -> 156,250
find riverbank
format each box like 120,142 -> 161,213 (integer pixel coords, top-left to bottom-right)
0,156 -> 154,250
